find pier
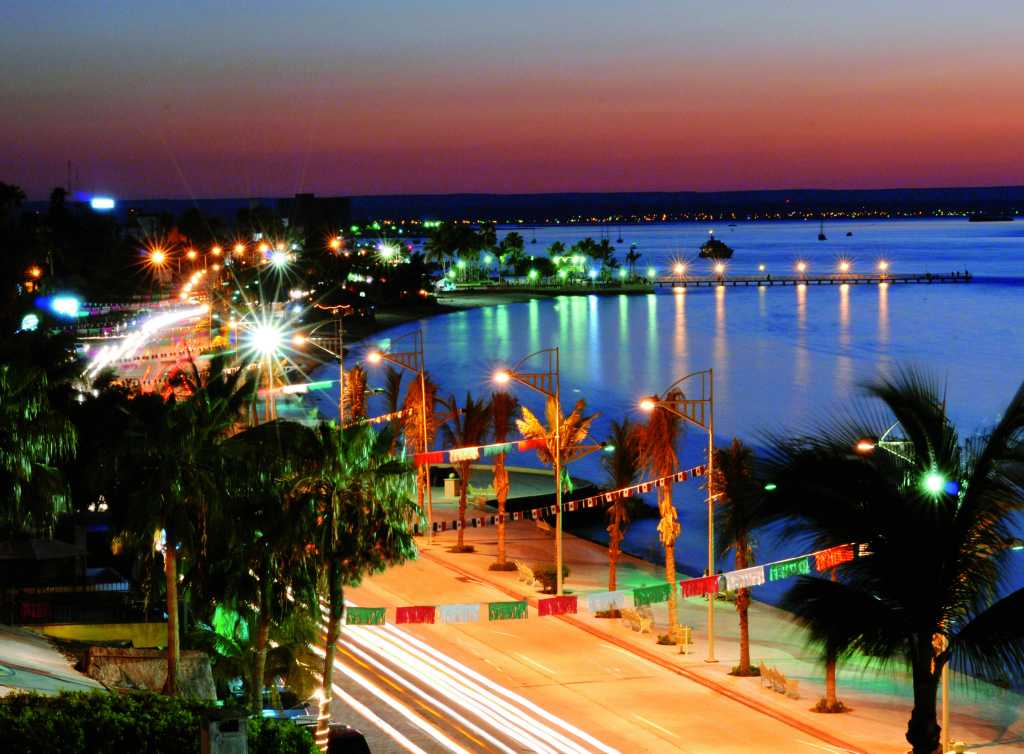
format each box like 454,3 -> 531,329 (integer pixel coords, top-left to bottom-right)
651,272 -> 970,288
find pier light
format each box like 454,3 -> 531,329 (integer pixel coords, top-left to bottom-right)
648,267 -> 656,277
759,265 -> 765,271
840,262 -> 850,272
797,262 -> 806,272
674,263 -> 685,275
715,264 -> 725,274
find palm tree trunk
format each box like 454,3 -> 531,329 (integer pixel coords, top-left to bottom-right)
665,543 -> 678,631
163,542 -> 180,696
906,648 -> 942,754
252,558 -> 273,714
824,567 -> 839,709
608,525 -> 621,591
736,535 -> 750,675
457,462 -> 468,549
317,561 -> 344,750
495,455 -> 508,566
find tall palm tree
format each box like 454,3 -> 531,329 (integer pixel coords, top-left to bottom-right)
288,421 -> 417,745
379,366 -> 404,453
712,437 -> 761,676
760,367 -> 1024,754
625,247 -> 642,279
502,232 -> 525,283
110,359 -> 255,695
637,389 -> 684,633
600,417 -> 643,591
344,364 -> 369,424
0,363 -> 77,534
401,372 -> 440,520
516,398 -> 600,496
218,419 -> 320,714
487,391 -> 520,568
440,392 -> 491,550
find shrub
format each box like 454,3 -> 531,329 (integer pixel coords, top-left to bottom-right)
488,562 -> 518,571
532,563 -> 570,593
729,665 -> 760,677
656,634 -> 673,645
448,544 -> 475,553
594,609 -> 621,619
813,698 -> 846,713
0,690 -> 317,754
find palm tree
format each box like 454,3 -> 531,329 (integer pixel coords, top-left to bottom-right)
218,419 -> 320,714
110,358 -> 255,696
516,397 -> 599,496
637,389 -> 684,633
625,247 -> 642,280
600,418 -> 643,591
288,421 -> 417,745
0,363 -> 77,534
502,232 -> 525,283
712,437 -> 761,676
344,364 -> 369,424
487,391 -> 520,568
760,367 -> 1024,754
401,373 -> 440,520
440,392 -> 491,550
379,366 -> 404,453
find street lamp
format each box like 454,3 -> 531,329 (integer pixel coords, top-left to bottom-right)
296,319 -> 345,422
367,331 -> 434,540
640,368 -> 717,662
495,348 -> 566,594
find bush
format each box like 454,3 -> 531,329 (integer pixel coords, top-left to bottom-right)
813,698 -> 846,713
729,665 -> 760,677
248,717 -> 318,754
488,562 -> 518,571
594,609 -> 621,619
656,634 -> 674,645
0,691 -> 317,754
448,544 -> 475,553
532,563 -> 570,593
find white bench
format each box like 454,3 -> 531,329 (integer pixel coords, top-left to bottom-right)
514,561 -> 536,587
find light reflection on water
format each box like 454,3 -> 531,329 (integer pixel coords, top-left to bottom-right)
338,219 -> 1024,602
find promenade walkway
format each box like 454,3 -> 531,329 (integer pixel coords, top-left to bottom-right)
351,471 -> 1023,754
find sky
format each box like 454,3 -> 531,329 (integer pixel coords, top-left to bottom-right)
4,1 -> 1024,201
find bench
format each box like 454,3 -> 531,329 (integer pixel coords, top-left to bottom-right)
759,661 -> 800,699
514,561 -> 537,587
619,608 -> 653,634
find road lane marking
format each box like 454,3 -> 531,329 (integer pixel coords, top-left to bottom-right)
513,652 -> 556,674
631,714 -> 681,739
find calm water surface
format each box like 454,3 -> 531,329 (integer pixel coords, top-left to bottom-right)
323,219 -> 1024,602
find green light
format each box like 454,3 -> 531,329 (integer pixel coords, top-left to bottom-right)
529,270 -> 537,279
307,380 -> 332,390
925,473 -> 944,493
648,268 -> 656,276
764,483 -> 777,491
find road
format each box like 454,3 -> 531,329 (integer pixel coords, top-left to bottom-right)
319,554 -> 845,754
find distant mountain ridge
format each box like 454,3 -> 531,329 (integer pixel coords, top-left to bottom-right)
19,186 -> 1024,225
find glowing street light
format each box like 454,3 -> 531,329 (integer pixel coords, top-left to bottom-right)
495,348 -> 566,594
640,369 -> 716,661
367,332 -> 434,540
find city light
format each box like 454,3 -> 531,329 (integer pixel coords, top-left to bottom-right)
250,324 -> 284,354
151,251 -> 166,265
90,198 -> 115,211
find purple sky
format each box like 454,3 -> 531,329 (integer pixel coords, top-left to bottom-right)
5,1 -> 1023,200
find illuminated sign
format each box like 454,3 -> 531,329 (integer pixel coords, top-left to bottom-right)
51,297 -> 80,316
90,198 -> 115,210
20,313 -> 39,331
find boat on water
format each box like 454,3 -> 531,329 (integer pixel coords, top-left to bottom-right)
698,231 -> 734,259
818,219 -> 827,241
968,214 -> 1013,222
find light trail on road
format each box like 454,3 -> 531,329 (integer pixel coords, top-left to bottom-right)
314,601 -> 622,754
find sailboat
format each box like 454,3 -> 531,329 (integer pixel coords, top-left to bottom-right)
818,220 -> 827,241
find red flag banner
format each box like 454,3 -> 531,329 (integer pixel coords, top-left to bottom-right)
538,596 -> 578,616
814,545 -> 855,571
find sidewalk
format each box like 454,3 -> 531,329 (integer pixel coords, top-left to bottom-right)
0,624 -> 104,697
406,477 -> 1024,754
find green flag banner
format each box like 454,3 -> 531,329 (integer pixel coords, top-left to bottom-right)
633,582 -> 673,606
488,601 -> 528,621
482,442 -> 515,458
345,607 -> 386,626
768,557 -> 811,582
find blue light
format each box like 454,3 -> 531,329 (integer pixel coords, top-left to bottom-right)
51,297 -> 80,316
943,480 -> 959,496
90,198 -> 115,211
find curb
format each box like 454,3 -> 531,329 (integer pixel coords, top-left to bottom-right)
421,549 -> 875,754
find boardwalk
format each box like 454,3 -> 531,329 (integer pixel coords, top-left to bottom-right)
653,271 -> 971,288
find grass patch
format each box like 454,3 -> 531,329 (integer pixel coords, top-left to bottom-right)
729,665 -> 760,677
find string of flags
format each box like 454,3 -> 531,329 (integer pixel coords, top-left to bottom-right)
414,437 -> 547,466
426,463 -> 709,533
343,543 -> 865,626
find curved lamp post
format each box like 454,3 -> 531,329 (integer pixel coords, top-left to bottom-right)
640,368 -> 716,662
495,348 -> 564,594
297,319 -> 345,422
367,331 -> 433,541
